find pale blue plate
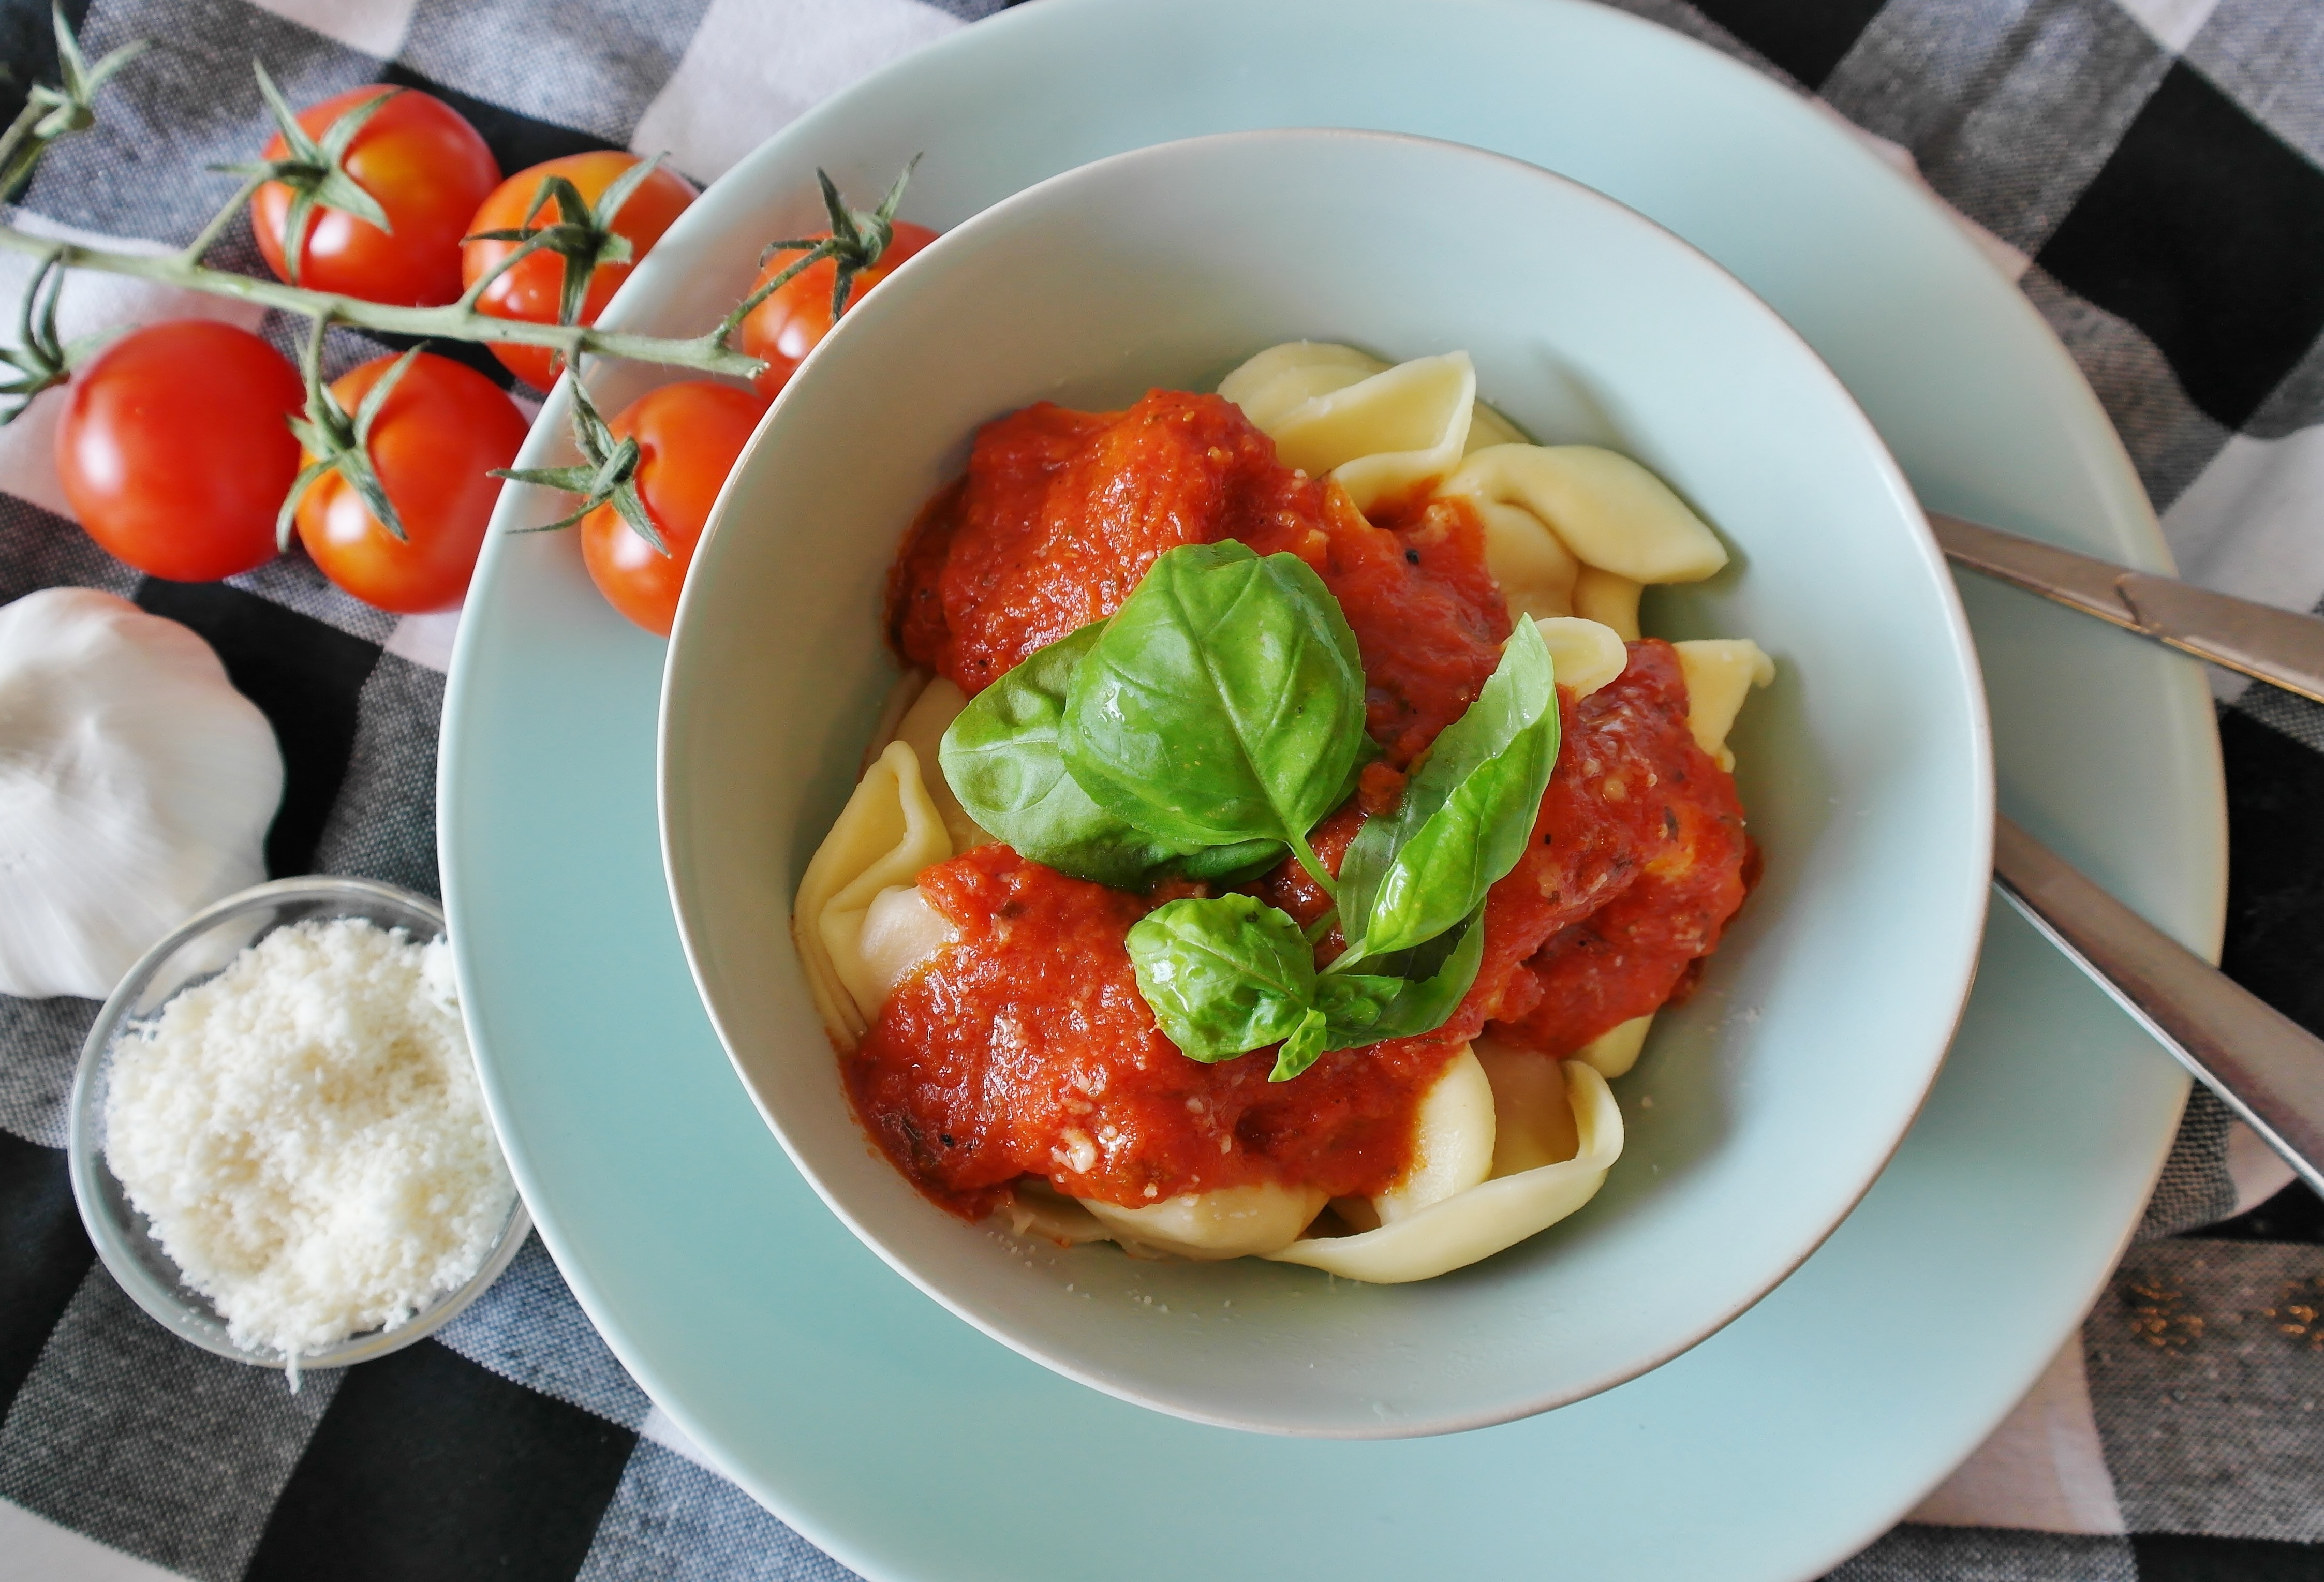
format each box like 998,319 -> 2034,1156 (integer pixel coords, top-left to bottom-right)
440,2 -> 2225,1578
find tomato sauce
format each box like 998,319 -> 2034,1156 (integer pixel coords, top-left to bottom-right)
864,390 -> 1751,1218
853,846 -> 1475,1218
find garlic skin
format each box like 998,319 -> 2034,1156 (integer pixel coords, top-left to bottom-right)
0,589 -> 284,1000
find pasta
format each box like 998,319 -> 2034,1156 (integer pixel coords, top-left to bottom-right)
1572,567 -> 1643,641
794,740 -> 954,1041
885,676 -> 990,853
1268,1059 -> 1622,1284
1673,639 -> 1775,773
1082,1182 -> 1330,1261
800,341 -> 1771,1285
1442,443 -> 1728,584
1532,616 -> 1629,698
1264,351 -> 1476,512
1572,1014 -> 1654,1080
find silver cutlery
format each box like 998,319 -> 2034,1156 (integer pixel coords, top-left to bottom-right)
1930,511 -> 2324,706
1935,513 -> 2324,1193
1993,816 -> 2324,1196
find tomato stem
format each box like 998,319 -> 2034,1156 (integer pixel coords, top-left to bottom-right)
0,7 -> 144,204
715,156 -> 922,343
211,65 -> 399,285
0,248 -> 112,424
491,371 -> 664,553
0,223 -> 768,378
280,312 -> 423,548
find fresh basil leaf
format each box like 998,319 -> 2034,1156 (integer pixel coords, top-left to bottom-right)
1269,1007 -> 1330,1082
1062,542 -> 1367,864
939,624 -> 1193,888
1341,620 -> 1558,959
1126,894 -> 1318,1061
1172,839 -> 1287,885
1316,906 -> 1486,1049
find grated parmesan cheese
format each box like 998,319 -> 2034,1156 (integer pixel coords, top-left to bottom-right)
103,915 -> 515,1365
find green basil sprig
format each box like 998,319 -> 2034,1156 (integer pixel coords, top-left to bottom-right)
1061,542 -> 1366,893
1127,894 -> 1325,1072
935,540 -> 1556,1082
1127,895 -> 1486,1082
939,623 -> 1284,888
1335,619 -> 1558,965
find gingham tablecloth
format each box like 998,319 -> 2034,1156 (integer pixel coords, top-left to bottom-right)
2,2 -> 2320,1577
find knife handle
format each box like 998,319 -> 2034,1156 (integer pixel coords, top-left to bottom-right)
1992,815 -> 2324,1197
1930,512 -> 2324,707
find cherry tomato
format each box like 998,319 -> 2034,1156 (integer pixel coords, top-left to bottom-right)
56,321 -> 303,582
293,352 -> 529,613
581,380 -> 766,635
251,86 -> 499,307
736,220 -> 938,400
461,151 -> 698,389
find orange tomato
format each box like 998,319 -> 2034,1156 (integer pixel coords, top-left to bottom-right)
250,86 -> 499,306
736,219 -> 939,400
581,380 -> 767,635
460,151 -> 697,389
293,352 -> 530,613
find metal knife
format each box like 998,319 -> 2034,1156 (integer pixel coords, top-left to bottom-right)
1992,815 -> 2324,1196
1930,511 -> 2324,706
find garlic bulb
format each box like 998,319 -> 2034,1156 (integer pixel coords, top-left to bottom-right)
0,589 -> 284,1000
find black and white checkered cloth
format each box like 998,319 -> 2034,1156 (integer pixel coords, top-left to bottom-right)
0,1 -> 2318,1577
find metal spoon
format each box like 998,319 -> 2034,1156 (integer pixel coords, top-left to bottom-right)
1934,513 -> 2324,1193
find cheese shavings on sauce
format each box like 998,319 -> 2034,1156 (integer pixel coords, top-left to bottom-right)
104,916 -> 514,1364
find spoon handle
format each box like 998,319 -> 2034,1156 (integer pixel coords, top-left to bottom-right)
1930,512 -> 2324,707
1992,815 -> 2324,1197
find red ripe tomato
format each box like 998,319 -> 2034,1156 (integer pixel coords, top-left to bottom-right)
250,86 -> 499,306
56,321 -> 303,582
735,219 -> 938,400
461,151 -> 698,390
293,352 -> 530,613
581,380 -> 766,635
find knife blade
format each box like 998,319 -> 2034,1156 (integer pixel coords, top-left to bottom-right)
1930,511 -> 2324,706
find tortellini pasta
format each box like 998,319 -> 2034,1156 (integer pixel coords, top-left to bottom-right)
1263,351 -> 1478,512
1532,616 -> 1629,698
1268,1053 -> 1624,1284
1572,567 -> 1643,641
1443,444 -> 1729,586
794,738 -> 955,1042
1219,340 -> 1527,455
1064,1041 -> 1619,1276
885,675 -> 991,853
1674,639 -> 1775,773
800,346 -> 1769,1285
1082,1182 -> 1331,1261
1573,1014 -> 1654,1081
1217,340 -> 1391,431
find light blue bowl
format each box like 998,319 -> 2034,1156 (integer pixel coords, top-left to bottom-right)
659,129 -> 1991,1437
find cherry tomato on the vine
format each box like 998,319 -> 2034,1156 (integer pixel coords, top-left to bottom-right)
251,86 -> 499,306
56,321 -> 303,582
293,351 -> 529,613
581,380 -> 767,636
461,151 -> 698,390
735,219 -> 938,400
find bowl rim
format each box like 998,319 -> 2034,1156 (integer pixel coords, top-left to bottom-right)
67,874 -> 532,1374
657,125 -> 1996,1436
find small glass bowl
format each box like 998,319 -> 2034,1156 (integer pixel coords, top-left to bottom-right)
67,876 -> 530,1374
